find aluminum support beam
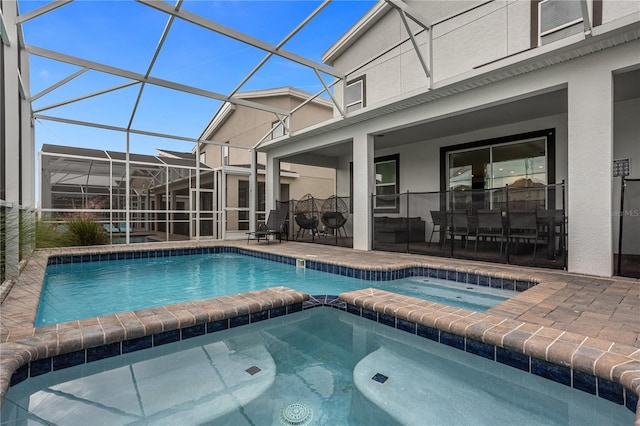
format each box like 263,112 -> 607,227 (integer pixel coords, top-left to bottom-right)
136,0 -> 344,80
290,80 -> 341,114
34,113 -> 245,149
15,0 -> 74,24
0,8 -> 10,46
386,0 -> 432,30
34,81 -> 139,113
2,0 -> 21,279
580,0 -> 592,37
249,150 -> 258,234
31,67 -> 88,101
397,10 -> 431,79
26,45 -> 291,116
228,0 -> 331,97
195,141 -> 201,240
128,0 -> 183,130
314,68 -> 345,117
17,68 -> 28,99
388,0 -> 431,81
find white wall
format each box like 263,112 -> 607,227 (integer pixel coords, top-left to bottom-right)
330,0 -> 639,115
603,0 -> 640,23
332,1 -> 534,107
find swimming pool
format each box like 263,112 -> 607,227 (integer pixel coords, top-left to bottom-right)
36,250 -> 516,326
2,308 -> 633,425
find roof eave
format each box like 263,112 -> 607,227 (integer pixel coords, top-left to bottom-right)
322,1 -> 392,65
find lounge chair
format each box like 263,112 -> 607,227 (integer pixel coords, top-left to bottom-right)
119,222 -> 132,233
247,208 -> 288,244
103,223 -> 120,233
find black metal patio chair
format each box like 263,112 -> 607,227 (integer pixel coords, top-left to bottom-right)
246,207 -> 288,244
475,209 -> 506,255
508,210 -> 539,259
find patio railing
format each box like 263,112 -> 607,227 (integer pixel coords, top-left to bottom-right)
372,183 -> 567,270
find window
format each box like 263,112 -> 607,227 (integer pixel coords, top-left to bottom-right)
448,139 -> 547,188
199,152 -> 206,164
538,0 -> 584,45
222,143 -> 229,166
443,130 -> 555,210
271,120 -> 285,139
345,77 -> 365,113
375,154 -> 399,212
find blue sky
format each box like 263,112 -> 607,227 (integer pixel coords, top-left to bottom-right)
18,0 -> 376,155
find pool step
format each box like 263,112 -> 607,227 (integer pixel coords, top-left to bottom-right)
353,346 -> 562,425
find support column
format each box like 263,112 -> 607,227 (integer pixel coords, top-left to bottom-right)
125,133 -> 131,244
20,46 -> 35,211
170,191 -> 177,235
2,1 -> 21,280
265,153 -> 280,213
352,132 -> 374,251
39,153 -> 52,210
249,149 -> 258,233
195,143 -> 201,240
567,67 -> 613,276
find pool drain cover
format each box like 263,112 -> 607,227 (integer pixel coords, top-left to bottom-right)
280,402 -> 313,426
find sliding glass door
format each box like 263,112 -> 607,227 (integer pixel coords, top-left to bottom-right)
448,137 -> 548,210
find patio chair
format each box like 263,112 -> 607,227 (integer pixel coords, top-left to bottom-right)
320,196 -> 349,237
119,222 -> 132,233
508,210 -> 539,259
295,212 -> 319,239
294,194 -> 319,240
449,210 -> 473,252
475,209 -> 505,255
428,210 -> 446,249
103,223 -> 120,233
247,208 -> 288,244
537,209 -> 566,259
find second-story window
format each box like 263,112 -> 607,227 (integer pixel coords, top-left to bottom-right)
345,77 -> 365,113
539,0 -> 584,45
222,143 -> 229,166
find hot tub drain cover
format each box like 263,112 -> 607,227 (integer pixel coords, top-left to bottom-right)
280,402 -> 313,426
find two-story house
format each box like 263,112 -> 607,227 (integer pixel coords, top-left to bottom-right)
198,87 -> 336,239
255,0 -> 640,277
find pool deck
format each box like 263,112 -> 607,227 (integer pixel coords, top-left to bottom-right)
1,240 -> 639,421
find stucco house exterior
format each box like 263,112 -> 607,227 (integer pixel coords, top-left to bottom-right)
255,0 -> 640,277
198,87 -> 336,238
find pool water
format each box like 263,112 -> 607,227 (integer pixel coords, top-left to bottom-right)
36,253 -> 513,326
2,309 -> 632,425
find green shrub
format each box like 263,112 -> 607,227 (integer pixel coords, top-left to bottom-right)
64,217 -> 108,246
35,220 -> 69,248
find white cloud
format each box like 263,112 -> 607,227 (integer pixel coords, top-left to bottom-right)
38,69 -> 50,81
